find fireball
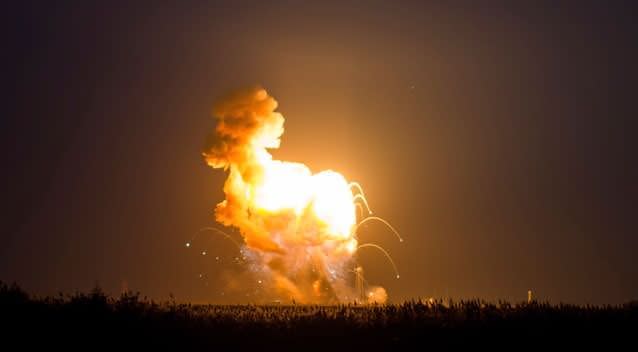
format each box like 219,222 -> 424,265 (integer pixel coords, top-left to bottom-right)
201,86 -> 398,303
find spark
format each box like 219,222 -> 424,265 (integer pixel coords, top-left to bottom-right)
355,203 -> 364,220
349,182 -> 373,214
187,227 -> 242,250
353,194 -> 373,215
357,243 -> 401,279
349,182 -> 367,199
353,216 -> 404,243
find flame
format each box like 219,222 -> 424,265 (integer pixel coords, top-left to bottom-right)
202,86 -> 385,303
251,157 -> 356,241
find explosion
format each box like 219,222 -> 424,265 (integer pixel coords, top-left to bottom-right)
200,86 -> 400,304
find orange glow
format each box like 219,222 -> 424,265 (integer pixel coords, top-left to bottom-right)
202,86 -> 395,303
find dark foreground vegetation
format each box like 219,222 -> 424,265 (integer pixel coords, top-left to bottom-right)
1,282 -> 636,350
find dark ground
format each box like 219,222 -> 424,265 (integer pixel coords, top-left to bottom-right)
1,282 -> 636,351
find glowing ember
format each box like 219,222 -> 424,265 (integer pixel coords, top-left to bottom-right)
201,86 -> 399,304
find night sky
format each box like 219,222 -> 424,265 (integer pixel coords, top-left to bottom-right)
2,1 -> 637,304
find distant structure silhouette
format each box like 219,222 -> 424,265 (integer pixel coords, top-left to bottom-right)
355,266 -> 365,303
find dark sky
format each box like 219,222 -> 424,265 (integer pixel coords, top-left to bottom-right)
2,1 -> 637,304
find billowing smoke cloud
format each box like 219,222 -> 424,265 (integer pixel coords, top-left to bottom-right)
203,87 -> 286,253
203,86 -> 388,304
204,86 -> 283,177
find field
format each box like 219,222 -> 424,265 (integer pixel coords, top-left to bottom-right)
1,282 -> 635,350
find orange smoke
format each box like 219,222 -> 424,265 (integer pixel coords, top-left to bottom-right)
203,86 -> 383,303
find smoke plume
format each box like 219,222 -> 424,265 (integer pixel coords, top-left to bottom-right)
203,86 -> 387,303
